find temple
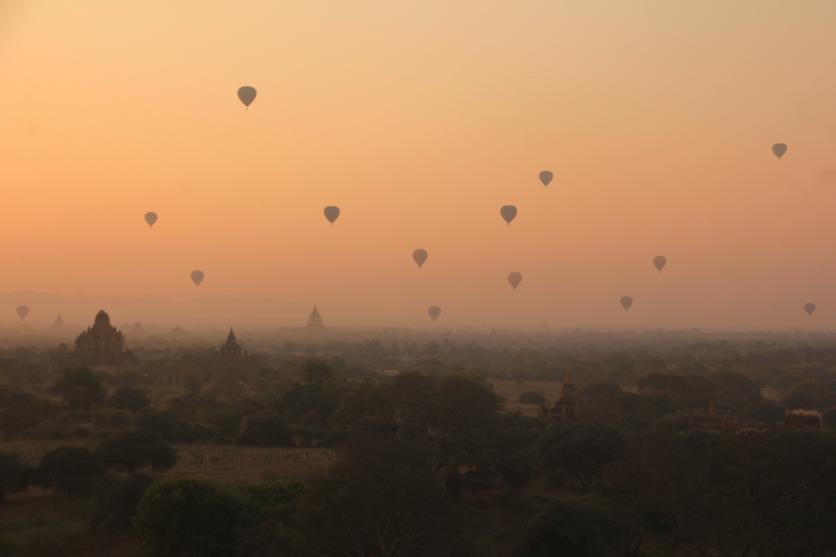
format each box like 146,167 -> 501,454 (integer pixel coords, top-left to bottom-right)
545,370 -> 580,419
306,306 -> 324,329
784,409 -> 822,431
53,314 -> 65,328
73,310 -> 131,367
664,401 -> 738,433
220,328 -> 243,358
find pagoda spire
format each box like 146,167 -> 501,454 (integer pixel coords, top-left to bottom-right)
306,306 -> 324,328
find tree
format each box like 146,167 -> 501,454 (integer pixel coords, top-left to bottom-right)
582,390 -> 665,431
393,373 -> 501,471
108,387 -> 150,412
279,378 -> 345,445
517,502 -> 642,557
782,380 -> 836,410
581,381 -> 622,397
708,371 -> 761,408
235,520 -> 305,557
97,429 -> 177,472
299,358 -> 334,385
236,412 -> 293,447
52,368 -> 105,410
539,425 -> 622,488
302,435 -> 459,557
491,414 -> 543,488
742,400 -> 786,424
94,472 -> 152,532
0,452 -> 29,503
0,386 -> 59,435
603,429 -> 836,556
823,406 -> 836,427
637,373 -> 715,409
134,479 -> 253,557
35,446 -> 106,497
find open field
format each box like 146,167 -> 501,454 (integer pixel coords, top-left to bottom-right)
0,440 -> 337,484
0,439 -> 95,465
167,445 -> 337,483
490,379 -> 563,415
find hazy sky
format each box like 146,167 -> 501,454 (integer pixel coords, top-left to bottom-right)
2,1 -> 836,328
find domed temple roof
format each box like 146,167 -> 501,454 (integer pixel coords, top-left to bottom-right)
74,310 -> 130,366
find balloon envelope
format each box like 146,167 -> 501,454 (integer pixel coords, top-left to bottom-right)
190,270 -> 204,286
412,249 -> 428,268
804,302 -> 816,316
500,205 -> 518,225
507,272 -> 522,289
653,255 -> 667,272
323,206 -> 341,224
15,305 -> 29,320
237,86 -> 257,107
772,143 -> 787,159
144,212 -> 158,227
539,170 -> 553,186
428,305 -> 442,321
620,296 -> 633,311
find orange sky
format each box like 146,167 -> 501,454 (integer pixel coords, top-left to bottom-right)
2,1 -> 836,328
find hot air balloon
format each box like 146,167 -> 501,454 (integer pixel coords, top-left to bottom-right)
412,249 -> 428,268
804,302 -> 816,316
428,305 -> 442,322
323,206 -> 340,225
16,305 -> 29,320
507,272 -> 522,289
237,86 -> 257,108
772,143 -> 787,159
190,270 -> 205,286
653,255 -> 667,272
500,205 -> 517,225
144,212 -> 158,227
620,296 -> 633,311
539,170 -> 553,187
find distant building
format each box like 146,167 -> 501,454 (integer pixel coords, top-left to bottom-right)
73,310 -> 132,367
306,306 -> 324,329
664,401 -> 738,434
52,314 -> 65,328
220,328 -> 244,358
129,322 -> 145,337
784,409 -> 822,431
545,370 -> 580,419
447,465 -> 508,503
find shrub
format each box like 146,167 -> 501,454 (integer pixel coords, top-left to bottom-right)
236,413 -> 293,447
52,368 -> 105,410
518,502 -> 643,557
0,452 -> 29,503
108,387 -> 150,412
97,429 -> 177,472
94,472 -> 152,532
0,386 -> 59,434
35,446 -> 106,497
539,425 -> 622,488
134,479 -> 252,557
